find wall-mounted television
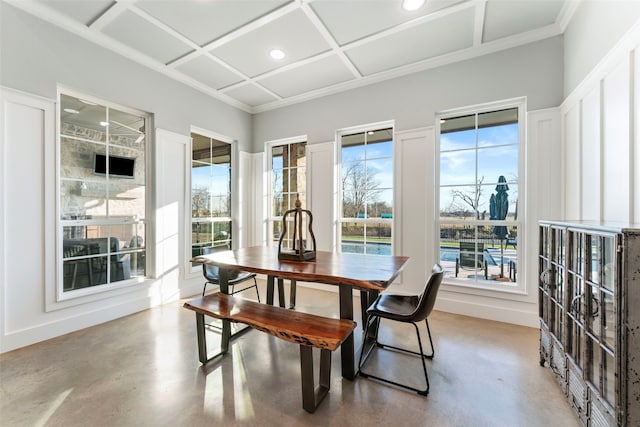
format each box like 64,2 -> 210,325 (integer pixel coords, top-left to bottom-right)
94,153 -> 135,178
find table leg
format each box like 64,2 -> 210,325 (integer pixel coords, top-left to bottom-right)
289,280 -> 297,309
364,290 -> 380,339
277,278 -> 286,308
266,275 -> 275,305
219,269 -> 230,354
339,284 -> 355,380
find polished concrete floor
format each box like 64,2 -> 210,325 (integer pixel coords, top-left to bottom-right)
1,282 -> 580,427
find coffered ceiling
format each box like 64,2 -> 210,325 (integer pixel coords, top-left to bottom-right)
6,0 -> 578,113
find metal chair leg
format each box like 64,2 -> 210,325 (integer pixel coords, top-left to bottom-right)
358,316 -> 431,395
253,277 -> 261,303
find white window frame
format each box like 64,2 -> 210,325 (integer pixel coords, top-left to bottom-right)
336,120 -> 395,256
435,98 -> 526,295
264,135 -> 308,248
187,126 -> 238,276
56,88 -> 151,302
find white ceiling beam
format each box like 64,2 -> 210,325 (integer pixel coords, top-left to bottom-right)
88,0 -> 128,31
473,1 -> 487,47
343,0 -> 476,51
299,2 -> 362,78
3,0 -> 254,113
199,1 -> 301,52
252,21 -> 564,113
557,0 -> 582,32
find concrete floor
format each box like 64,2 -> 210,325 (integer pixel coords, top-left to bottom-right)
0,282 -> 580,427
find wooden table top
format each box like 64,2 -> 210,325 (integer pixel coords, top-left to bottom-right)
191,246 -> 409,291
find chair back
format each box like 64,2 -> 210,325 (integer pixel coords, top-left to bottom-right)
410,264 -> 444,322
201,245 -> 230,282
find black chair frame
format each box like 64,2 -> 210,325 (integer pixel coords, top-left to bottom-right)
201,246 -> 260,302
202,268 -> 260,300
359,317 -> 434,395
358,264 -> 443,396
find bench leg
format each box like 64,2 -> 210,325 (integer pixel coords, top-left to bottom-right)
196,312 -> 228,364
300,345 -> 331,413
195,312 -> 239,365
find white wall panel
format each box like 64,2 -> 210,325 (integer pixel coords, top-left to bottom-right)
391,128 -> 433,293
564,104 -> 581,219
252,152 -> 265,247
238,151 -> 251,249
307,142 -> 335,252
527,109 -> 562,301
581,86 -> 602,220
1,89 -> 163,352
634,48 -> 640,222
155,128 -> 187,303
2,91 -> 50,334
602,59 -> 631,222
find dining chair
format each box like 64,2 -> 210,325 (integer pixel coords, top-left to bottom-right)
358,264 -> 444,395
202,246 -> 260,302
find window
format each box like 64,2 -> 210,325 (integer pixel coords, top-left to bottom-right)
266,138 -> 307,248
437,101 -> 523,290
58,92 -> 148,298
338,124 -> 394,255
191,131 -> 233,265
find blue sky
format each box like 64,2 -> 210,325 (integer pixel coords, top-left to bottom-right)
440,123 -> 519,214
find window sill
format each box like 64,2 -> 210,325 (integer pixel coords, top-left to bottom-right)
441,278 -> 531,302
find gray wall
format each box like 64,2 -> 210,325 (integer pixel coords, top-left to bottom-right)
564,0 -> 640,99
253,36 -> 563,149
0,3 -> 252,149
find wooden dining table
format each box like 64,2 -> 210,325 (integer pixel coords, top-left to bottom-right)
191,245 -> 410,380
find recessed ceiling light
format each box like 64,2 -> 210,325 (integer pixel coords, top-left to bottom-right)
63,108 -> 79,114
99,121 -> 109,127
270,49 -> 285,60
402,0 -> 425,11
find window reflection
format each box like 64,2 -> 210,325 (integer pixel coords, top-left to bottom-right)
59,93 -> 147,294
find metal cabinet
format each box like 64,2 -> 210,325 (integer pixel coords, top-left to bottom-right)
539,221 -> 640,426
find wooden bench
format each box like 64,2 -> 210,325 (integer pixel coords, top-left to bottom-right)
183,293 -> 356,413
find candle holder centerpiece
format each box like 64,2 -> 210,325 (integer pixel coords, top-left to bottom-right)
277,194 -> 316,261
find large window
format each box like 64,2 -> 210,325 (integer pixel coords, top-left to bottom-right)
267,138 -> 307,248
191,131 -> 233,264
58,92 -> 148,298
338,124 -> 394,255
437,101 -> 522,290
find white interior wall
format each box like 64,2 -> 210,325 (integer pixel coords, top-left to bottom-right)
3,1 -> 640,352
563,0 -> 640,98
0,4 -> 252,353
561,19 -> 640,223
0,89 -> 199,352
252,36 -> 565,328
307,141 -> 335,252
252,37 -> 564,149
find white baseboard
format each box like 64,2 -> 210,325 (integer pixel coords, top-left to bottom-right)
434,296 -> 538,328
269,279 -> 539,328
1,296 -> 153,353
